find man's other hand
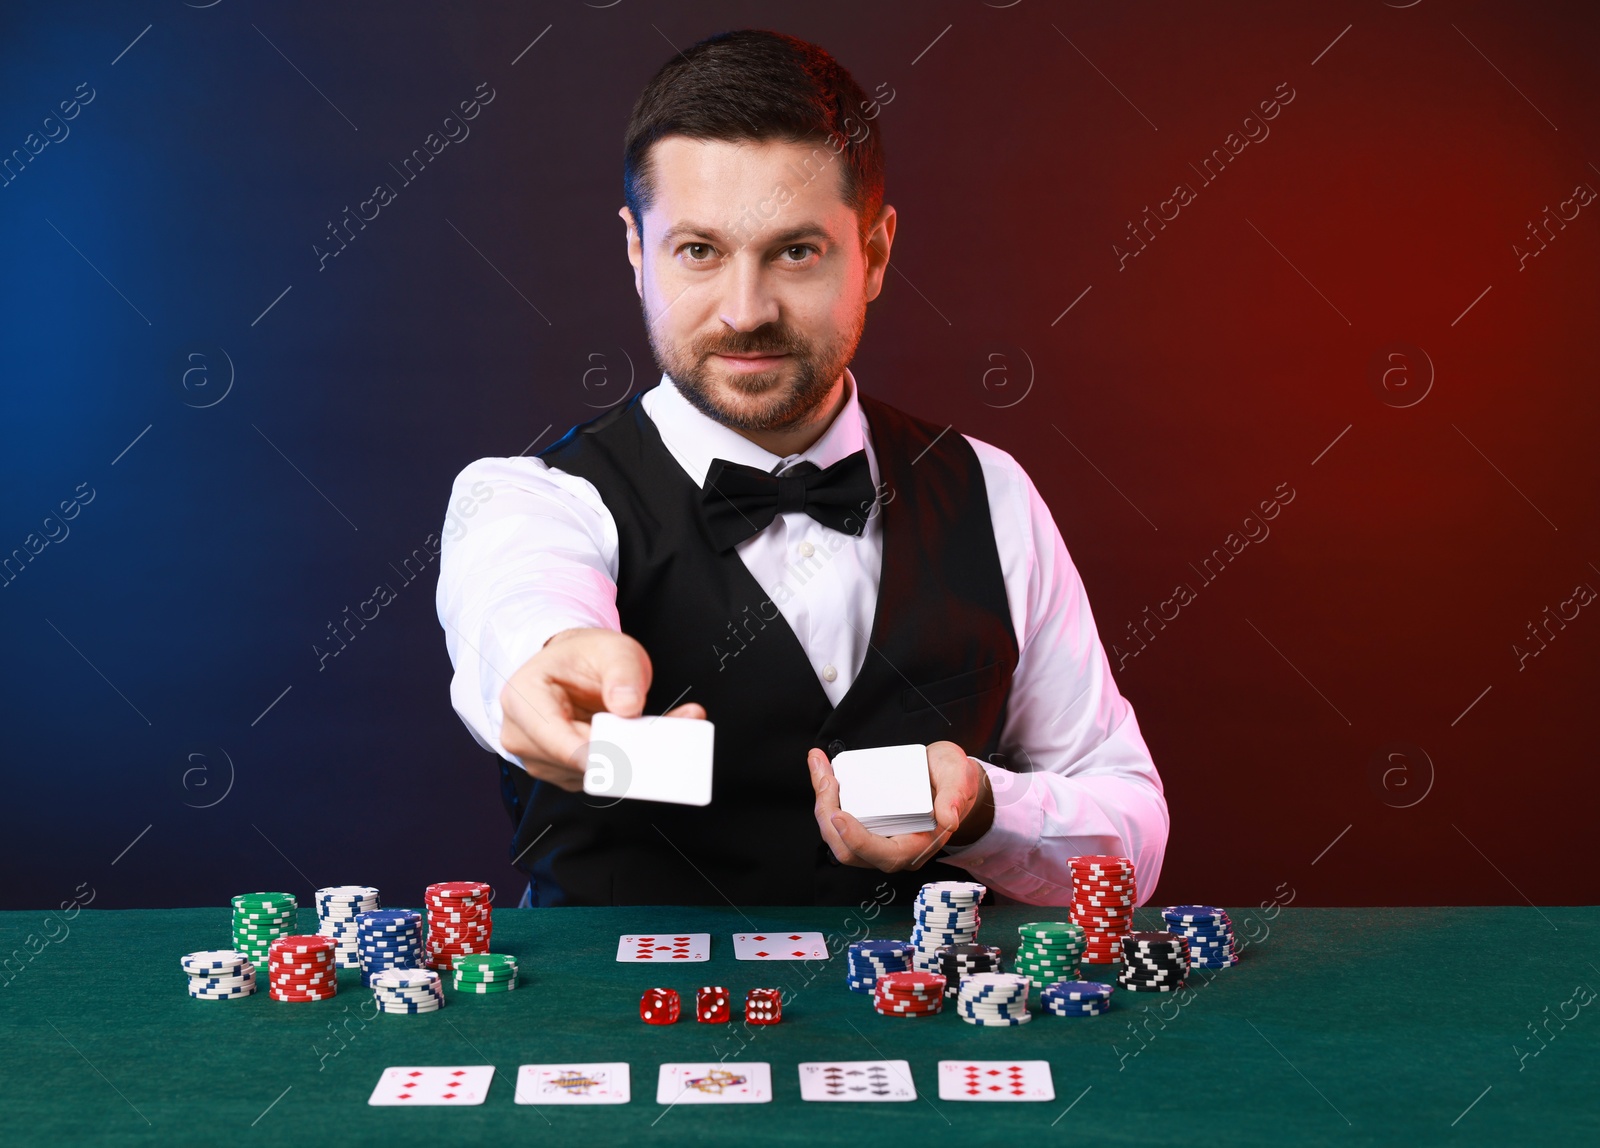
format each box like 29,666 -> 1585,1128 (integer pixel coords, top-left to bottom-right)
808,740 -> 995,872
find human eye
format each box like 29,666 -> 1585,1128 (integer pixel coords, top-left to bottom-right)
677,242 -> 718,265
777,244 -> 820,267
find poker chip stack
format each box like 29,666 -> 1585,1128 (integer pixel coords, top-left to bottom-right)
909,880 -> 986,972
1117,931 -> 1190,993
1014,921 -> 1086,985
451,953 -> 518,993
355,909 -> 425,986
315,885 -> 380,969
845,939 -> 913,992
182,949 -> 257,1000
267,933 -> 337,1002
934,943 -> 1003,1000
229,892 -> 298,969
1069,855 -> 1136,964
371,968 -> 444,1014
873,970 -> 946,1017
1041,979 -> 1113,1017
957,971 -> 1032,1026
424,881 -> 493,970
1162,905 -> 1239,969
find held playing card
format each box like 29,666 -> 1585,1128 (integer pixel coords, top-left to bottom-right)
616,933 -> 711,962
732,931 -> 828,961
937,1060 -> 1055,1101
515,1063 -> 630,1105
830,744 -> 937,836
585,711 -> 714,806
798,1060 -> 916,1102
656,1062 -> 772,1105
368,1066 -> 495,1106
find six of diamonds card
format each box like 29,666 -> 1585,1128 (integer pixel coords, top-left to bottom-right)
368,1066 -> 496,1106
732,931 -> 828,960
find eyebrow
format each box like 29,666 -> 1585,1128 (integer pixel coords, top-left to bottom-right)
658,221 -> 837,248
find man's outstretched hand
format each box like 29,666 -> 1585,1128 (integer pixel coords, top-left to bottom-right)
498,627 -> 706,791
808,741 -> 995,872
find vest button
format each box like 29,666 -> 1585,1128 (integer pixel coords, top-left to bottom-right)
827,739 -> 846,756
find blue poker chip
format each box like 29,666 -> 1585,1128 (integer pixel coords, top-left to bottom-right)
1161,905 -> 1227,924
1042,980 -> 1113,1001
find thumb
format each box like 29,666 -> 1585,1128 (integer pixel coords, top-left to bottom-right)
603,677 -> 641,717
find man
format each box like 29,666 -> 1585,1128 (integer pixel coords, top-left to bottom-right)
437,29 -> 1167,907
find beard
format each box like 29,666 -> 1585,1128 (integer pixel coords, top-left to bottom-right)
643,297 -> 866,434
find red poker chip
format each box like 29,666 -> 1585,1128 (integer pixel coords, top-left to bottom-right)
269,935 -> 334,952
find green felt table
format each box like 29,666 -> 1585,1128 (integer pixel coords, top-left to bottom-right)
1,904 -> 1596,1147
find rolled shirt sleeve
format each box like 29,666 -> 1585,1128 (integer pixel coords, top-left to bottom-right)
939,441 -> 1169,906
436,456 -> 622,764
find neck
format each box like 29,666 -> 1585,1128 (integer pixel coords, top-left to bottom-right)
733,374 -> 849,458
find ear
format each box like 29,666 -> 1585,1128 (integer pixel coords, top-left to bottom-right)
618,205 -> 644,298
861,203 -> 896,304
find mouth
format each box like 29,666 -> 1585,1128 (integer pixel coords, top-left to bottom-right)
713,352 -> 789,372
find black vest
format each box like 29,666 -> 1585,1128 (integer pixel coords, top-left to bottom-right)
499,388 -> 1020,905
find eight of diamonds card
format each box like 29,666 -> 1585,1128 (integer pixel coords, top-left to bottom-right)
516,1063 -> 630,1105
368,1066 -> 496,1106
732,931 -> 828,960
656,1062 -> 772,1104
798,1060 -> 916,1102
616,933 -> 711,962
937,1060 -> 1054,1101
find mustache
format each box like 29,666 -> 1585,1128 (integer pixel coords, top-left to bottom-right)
703,331 -> 800,357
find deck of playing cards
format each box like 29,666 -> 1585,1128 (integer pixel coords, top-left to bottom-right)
584,712 -> 714,806
831,744 -> 937,836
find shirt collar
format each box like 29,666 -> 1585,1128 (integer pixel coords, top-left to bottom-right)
641,366 -> 868,489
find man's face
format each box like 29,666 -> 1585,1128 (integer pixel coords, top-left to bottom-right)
621,136 -> 894,435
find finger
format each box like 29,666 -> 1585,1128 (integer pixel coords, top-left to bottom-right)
551,633 -> 652,719
829,811 -> 935,872
808,750 -> 855,863
501,675 -> 589,777
907,823 -> 957,870
825,809 -> 884,869
663,701 -> 707,720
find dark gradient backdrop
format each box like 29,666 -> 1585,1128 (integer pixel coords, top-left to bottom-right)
1,1 -> 1596,912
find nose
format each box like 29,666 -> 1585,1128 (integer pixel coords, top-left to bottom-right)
717,251 -> 781,335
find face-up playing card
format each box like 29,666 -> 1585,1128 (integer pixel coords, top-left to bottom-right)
585,711 -> 715,806
732,931 -> 828,961
515,1062 -> 629,1105
656,1062 -> 772,1105
616,933 -> 711,962
937,1060 -> 1054,1102
798,1060 -> 916,1102
368,1065 -> 495,1106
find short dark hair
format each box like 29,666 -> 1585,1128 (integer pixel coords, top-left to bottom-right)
623,29 -> 885,250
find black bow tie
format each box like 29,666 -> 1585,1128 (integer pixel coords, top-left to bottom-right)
699,450 -> 878,552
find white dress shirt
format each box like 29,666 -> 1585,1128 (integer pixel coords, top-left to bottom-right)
436,368 -> 1168,906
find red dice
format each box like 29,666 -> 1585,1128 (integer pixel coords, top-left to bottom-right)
745,987 -> 782,1025
639,987 -> 680,1025
696,985 -> 730,1023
